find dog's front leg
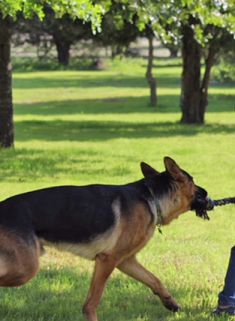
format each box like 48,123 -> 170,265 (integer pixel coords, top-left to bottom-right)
83,254 -> 118,321
117,255 -> 180,312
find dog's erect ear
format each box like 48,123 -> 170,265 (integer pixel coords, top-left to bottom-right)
140,162 -> 160,178
164,156 -> 185,181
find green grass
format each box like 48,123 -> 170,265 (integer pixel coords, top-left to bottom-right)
0,57 -> 234,320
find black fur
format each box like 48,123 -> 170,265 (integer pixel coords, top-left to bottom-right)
0,170 -> 209,246
0,182 -> 154,244
144,172 -> 176,197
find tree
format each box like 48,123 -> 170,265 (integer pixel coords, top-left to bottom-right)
123,0 -> 235,123
146,0 -> 235,124
145,26 -> 157,107
0,0 -> 103,148
14,8 -> 93,66
93,2 -> 140,58
0,15 -> 14,147
94,2 -> 158,107
180,16 -> 234,124
12,16 -> 55,60
45,12 -> 92,66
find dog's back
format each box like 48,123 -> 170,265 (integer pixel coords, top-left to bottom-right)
0,182 -> 149,249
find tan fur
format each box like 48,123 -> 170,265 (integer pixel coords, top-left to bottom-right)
161,179 -> 196,225
111,203 -> 155,259
0,228 -> 39,287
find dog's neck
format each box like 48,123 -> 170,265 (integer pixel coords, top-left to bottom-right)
143,183 -> 164,226
143,182 -> 186,227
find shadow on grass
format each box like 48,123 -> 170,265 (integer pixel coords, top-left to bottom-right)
0,146 -> 135,185
13,72 -> 235,91
15,94 -> 235,116
0,267 -> 218,321
15,119 -> 235,143
0,147 -> 105,183
15,96 -> 167,115
13,74 -> 181,89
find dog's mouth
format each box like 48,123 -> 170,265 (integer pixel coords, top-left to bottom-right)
191,187 -> 214,220
193,197 -> 214,220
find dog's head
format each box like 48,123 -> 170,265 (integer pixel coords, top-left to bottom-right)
141,156 -> 213,224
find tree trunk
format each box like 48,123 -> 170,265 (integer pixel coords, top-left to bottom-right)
146,34 -> 157,107
199,43 -> 218,121
169,47 -> 178,58
54,38 -> 71,66
0,15 -> 14,148
180,24 -> 202,124
165,43 -> 178,58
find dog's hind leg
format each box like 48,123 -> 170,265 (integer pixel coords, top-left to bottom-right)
0,229 -> 40,287
83,254 -> 118,321
118,255 -> 181,312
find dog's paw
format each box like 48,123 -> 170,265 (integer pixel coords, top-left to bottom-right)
162,296 -> 181,312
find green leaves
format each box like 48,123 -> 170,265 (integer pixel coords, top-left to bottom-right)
0,0 -> 23,18
0,0 -> 104,30
141,0 -> 235,45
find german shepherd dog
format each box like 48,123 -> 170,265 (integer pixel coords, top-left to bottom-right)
0,157 -> 212,321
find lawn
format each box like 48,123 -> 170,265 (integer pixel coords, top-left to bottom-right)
0,58 -> 234,321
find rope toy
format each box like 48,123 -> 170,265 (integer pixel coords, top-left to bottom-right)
213,197 -> 235,207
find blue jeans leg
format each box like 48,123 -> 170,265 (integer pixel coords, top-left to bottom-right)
219,246 -> 235,307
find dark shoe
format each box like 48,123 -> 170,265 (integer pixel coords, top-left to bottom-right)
213,305 -> 235,316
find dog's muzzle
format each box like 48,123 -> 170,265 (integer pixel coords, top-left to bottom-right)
191,197 -> 214,220
191,187 -> 214,220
